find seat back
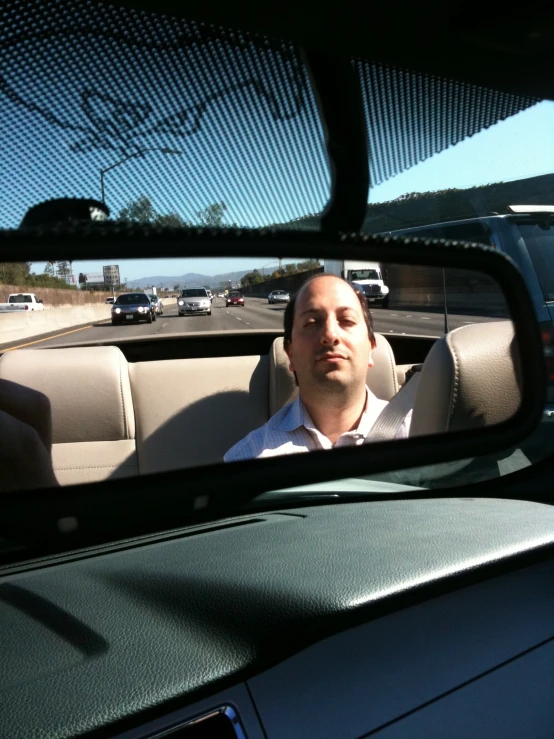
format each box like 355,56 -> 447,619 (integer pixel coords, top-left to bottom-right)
0,346 -> 138,485
269,333 -> 399,416
129,355 -> 269,474
409,321 -> 521,436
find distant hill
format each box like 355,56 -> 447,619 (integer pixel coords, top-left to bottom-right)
271,174 -> 554,233
128,270 -> 249,289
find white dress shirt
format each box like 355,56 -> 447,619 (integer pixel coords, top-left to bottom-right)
224,386 -> 411,462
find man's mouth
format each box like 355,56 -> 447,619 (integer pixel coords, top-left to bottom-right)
317,353 -> 347,362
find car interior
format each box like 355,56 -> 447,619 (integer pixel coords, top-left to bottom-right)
1,1 -> 554,738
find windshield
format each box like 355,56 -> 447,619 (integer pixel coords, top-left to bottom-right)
181,289 -> 207,298
148,294 -> 158,301
115,294 -> 150,305
350,270 -> 380,280
517,222 -> 554,302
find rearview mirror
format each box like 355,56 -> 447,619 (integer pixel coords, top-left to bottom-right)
0,225 -> 546,543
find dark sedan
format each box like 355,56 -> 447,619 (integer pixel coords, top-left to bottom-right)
111,293 -> 156,325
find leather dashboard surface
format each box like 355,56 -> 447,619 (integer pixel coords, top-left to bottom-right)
1,498 -> 554,739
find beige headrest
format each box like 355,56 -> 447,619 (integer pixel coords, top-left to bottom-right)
0,347 -> 135,443
409,321 -> 521,436
269,333 -> 399,416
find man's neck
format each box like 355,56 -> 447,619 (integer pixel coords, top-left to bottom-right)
300,386 -> 367,445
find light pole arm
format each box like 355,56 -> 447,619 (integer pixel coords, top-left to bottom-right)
100,152 -> 143,204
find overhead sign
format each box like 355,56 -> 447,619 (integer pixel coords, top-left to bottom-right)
84,272 -> 104,284
103,264 -> 120,286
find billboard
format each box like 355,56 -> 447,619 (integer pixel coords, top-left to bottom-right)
84,273 -> 104,284
103,264 -> 120,286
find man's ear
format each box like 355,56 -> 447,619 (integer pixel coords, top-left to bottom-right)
284,340 -> 295,373
367,343 -> 375,370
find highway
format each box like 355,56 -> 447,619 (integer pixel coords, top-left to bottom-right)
0,297 -> 503,351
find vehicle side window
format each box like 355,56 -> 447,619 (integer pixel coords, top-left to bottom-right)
414,222 -> 494,247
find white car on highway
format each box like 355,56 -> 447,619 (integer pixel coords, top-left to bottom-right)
178,288 -> 212,316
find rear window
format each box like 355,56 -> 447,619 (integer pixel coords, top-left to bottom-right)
9,295 -> 32,303
518,222 -> 554,302
115,294 -> 150,305
350,270 -> 380,280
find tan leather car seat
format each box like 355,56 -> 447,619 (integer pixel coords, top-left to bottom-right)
0,346 -> 138,485
409,321 -> 521,436
129,354 -> 269,474
269,333 -> 400,416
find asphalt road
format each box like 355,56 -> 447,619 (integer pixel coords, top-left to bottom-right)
0,297 -> 504,351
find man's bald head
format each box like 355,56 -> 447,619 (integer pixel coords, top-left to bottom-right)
284,273 -> 375,347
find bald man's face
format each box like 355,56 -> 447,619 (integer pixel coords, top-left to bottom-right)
285,276 -> 374,396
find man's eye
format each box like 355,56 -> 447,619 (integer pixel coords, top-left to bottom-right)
304,319 -> 317,327
340,317 -> 356,326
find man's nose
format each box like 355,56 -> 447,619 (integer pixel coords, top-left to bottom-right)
320,316 -> 339,345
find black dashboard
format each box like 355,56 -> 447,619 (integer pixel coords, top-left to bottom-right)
1,497 -> 554,739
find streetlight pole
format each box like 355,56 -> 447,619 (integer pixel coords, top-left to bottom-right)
99,147 -> 183,205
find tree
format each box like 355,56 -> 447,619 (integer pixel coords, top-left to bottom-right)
155,212 -> 188,227
118,196 -> 188,227
174,284 -> 180,291
0,262 -> 32,285
43,262 -> 55,277
118,195 -> 158,223
284,263 -> 297,275
196,202 -> 227,228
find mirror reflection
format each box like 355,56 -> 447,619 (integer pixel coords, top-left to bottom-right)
0,256 -> 515,491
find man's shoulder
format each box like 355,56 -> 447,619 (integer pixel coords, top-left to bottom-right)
224,401 -> 297,462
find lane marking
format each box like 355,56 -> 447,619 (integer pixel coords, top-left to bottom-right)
1,321 -> 110,351
162,322 -> 168,327
389,329 -> 394,332
420,317 -> 431,320
390,313 -> 398,316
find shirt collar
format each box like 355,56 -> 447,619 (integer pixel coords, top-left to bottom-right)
272,386 -> 377,435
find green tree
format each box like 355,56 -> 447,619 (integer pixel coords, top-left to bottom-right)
196,202 -> 227,228
43,262 -> 55,277
0,262 -> 32,285
173,284 -> 180,291
119,195 -> 157,223
118,196 -> 187,226
284,263 -> 297,275
156,212 -> 188,227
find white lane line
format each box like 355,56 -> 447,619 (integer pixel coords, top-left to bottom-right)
245,322 -> 250,325
389,329 -> 394,332
162,322 -> 168,327
405,315 -> 412,318
236,317 -> 242,321
420,317 -> 431,320
390,313 -> 398,316
401,332 -> 406,335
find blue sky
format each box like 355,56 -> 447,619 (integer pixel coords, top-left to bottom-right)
27,100 -> 554,281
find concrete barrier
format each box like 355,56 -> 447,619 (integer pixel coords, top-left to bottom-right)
0,304 -> 112,344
